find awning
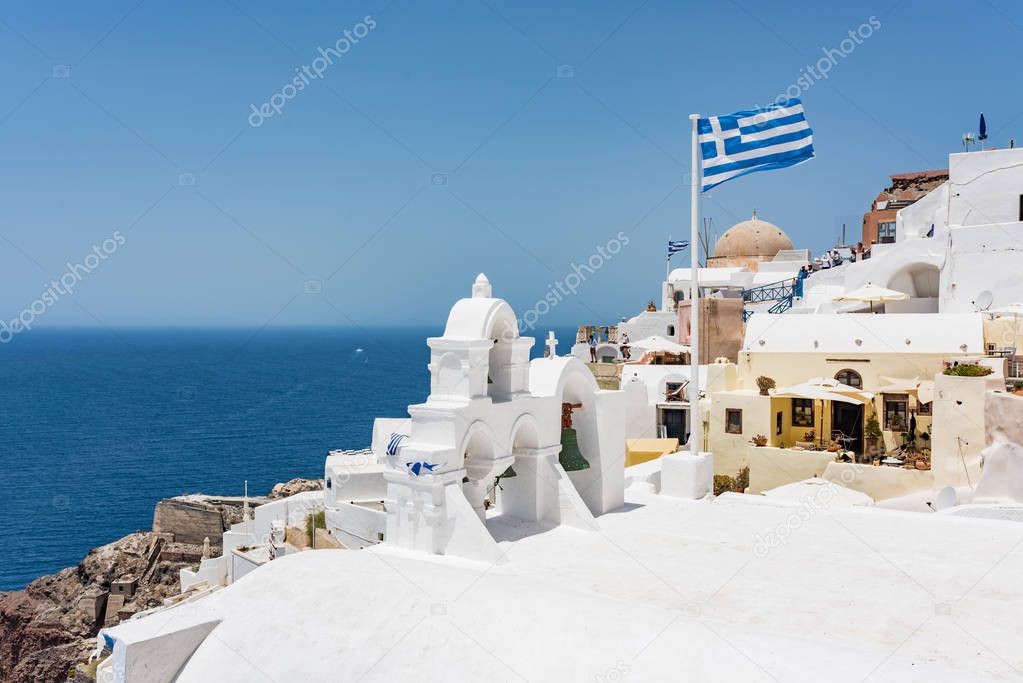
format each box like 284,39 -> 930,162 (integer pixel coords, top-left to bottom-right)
990,303 -> 1023,316
630,336 -> 690,354
918,381 -> 935,405
806,377 -> 874,400
772,382 -> 866,404
877,375 -> 920,393
877,376 -> 935,404
833,283 -> 910,303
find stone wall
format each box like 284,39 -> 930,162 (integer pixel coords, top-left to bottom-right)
152,499 -> 227,546
677,298 -> 744,364
986,391 -> 1023,447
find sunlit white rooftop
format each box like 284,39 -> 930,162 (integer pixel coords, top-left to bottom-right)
742,312 -> 984,354
109,486 -> 1023,682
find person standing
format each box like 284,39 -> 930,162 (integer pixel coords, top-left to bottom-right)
588,334 -> 597,362
620,332 -> 631,361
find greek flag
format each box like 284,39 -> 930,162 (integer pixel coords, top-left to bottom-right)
698,98 -> 814,191
386,432 -> 408,456
667,240 -> 689,256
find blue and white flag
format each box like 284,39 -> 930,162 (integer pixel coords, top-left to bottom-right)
386,432 -> 408,456
667,240 -> 689,256
698,98 -> 814,191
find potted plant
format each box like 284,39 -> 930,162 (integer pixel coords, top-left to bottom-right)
646,300 -> 657,312
750,434 -> 768,447
942,364 -> 992,377
864,413 -> 882,456
756,376 -> 776,396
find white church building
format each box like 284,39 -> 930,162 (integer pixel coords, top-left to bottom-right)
372,273 -> 626,562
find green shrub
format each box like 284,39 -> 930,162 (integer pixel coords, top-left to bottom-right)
865,414 -> 882,438
305,510 -> 326,545
943,364 -> 992,377
714,466 -> 750,495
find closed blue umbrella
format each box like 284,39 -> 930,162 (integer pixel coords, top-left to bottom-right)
979,113 -> 988,141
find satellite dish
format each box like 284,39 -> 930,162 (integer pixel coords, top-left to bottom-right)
974,290 -> 994,311
930,486 -> 957,512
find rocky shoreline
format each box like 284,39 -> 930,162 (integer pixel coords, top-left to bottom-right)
0,478 -> 322,683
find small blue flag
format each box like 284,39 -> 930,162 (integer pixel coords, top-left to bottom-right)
668,240 -> 689,256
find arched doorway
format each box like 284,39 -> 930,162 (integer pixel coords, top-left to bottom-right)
832,369 -> 864,455
888,262 -> 940,300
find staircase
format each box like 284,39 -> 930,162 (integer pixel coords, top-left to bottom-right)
741,277 -> 799,322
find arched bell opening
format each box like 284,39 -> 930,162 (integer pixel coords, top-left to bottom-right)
560,374 -> 596,474
487,313 -> 518,401
490,416 -> 541,521
461,426 -> 497,522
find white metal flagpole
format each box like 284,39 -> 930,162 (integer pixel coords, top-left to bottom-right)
688,113 -> 702,455
666,233 -> 671,300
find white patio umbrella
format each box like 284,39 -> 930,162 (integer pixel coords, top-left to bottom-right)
773,381 -> 867,449
806,377 -> 875,401
773,382 -> 866,405
989,302 -> 1023,316
990,303 -> 1023,363
833,282 -> 909,312
877,375 -> 920,393
876,376 -> 934,405
917,380 -> 935,405
762,477 -> 874,507
630,336 -> 690,355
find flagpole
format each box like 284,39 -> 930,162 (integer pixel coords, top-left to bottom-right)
689,113 -> 702,456
666,233 -> 671,304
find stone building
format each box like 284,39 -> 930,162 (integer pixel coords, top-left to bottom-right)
861,169 -> 948,248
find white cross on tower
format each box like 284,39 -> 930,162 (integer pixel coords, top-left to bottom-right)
546,331 -> 558,358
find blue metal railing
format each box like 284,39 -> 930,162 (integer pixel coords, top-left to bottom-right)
742,277 -> 798,322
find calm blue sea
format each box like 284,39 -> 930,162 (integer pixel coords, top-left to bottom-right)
0,326 -> 576,590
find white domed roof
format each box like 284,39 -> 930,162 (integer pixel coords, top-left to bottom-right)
440,274 -> 518,340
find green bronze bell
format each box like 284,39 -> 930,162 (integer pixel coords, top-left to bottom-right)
559,428 -> 590,471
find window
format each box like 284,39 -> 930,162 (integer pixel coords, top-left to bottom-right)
665,382 -> 685,402
776,411 -> 783,436
917,401 -> 932,416
884,394 -> 909,431
792,398 -> 815,427
667,325 -> 675,337
877,221 -> 896,244
834,369 -> 862,389
725,408 -> 743,434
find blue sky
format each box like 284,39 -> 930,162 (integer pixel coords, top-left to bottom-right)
1,0 -> 1019,329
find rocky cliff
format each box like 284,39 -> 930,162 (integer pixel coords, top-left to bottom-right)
0,478 -> 322,683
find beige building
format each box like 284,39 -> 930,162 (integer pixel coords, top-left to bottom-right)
707,312 -> 995,499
